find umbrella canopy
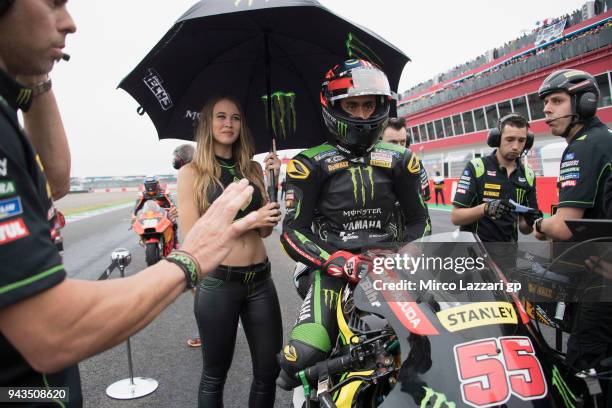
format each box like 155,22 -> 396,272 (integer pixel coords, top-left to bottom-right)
119,0 -> 410,153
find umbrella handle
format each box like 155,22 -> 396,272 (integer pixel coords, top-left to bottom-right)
267,139 -> 278,203
268,169 -> 277,203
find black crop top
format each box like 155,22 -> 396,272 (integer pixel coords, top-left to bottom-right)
206,156 -> 264,219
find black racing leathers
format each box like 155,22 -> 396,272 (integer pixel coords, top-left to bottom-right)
279,141 -> 429,379
281,141 -> 430,268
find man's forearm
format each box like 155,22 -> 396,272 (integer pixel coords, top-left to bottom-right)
23,89 -> 71,200
539,216 -> 573,241
0,261 -> 186,373
451,204 -> 485,226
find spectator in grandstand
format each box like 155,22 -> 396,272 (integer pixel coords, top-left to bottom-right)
0,1 -> 258,401
433,171 -> 445,205
451,114 -> 541,268
381,117 -> 431,201
534,69 -> 612,241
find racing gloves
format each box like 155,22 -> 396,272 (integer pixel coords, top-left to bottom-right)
323,251 -> 372,284
522,210 -> 544,228
484,199 -> 512,219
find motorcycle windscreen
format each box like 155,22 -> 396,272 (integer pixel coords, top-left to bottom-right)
353,232 -> 575,408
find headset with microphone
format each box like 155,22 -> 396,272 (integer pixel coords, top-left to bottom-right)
487,113 -> 534,151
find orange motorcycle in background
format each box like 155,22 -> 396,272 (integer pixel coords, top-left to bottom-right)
132,200 -> 176,266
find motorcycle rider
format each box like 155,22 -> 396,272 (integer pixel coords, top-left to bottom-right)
133,176 -> 175,215
133,176 -> 178,247
278,59 -> 429,385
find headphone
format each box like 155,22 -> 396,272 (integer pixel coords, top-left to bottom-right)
487,113 -> 534,151
573,91 -> 598,119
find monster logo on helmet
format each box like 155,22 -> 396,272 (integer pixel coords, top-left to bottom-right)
320,59 -> 393,158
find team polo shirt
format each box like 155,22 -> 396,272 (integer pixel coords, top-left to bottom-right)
453,152 -> 538,242
0,69 -> 82,405
557,116 -> 612,219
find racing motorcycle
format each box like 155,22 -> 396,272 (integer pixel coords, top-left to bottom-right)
50,208 -> 66,255
284,231 -> 610,407
132,200 -> 176,266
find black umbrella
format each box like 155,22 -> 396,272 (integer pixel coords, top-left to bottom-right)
118,0 -> 410,153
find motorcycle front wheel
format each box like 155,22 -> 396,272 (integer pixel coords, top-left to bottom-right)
145,241 -> 161,266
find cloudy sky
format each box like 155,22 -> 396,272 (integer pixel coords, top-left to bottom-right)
52,0 -> 587,177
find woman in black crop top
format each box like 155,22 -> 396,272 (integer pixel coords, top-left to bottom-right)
177,96 -> 283,407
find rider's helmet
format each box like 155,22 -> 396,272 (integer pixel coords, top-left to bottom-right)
320,59 -> 393,158
172,144 -> 195,170
144,176 -> 161,197
538,69 -> 600,120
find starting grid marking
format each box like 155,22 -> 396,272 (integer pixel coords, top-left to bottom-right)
64,202 -> 134,224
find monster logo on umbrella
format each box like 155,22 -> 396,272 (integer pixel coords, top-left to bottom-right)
119,0 -> 409,197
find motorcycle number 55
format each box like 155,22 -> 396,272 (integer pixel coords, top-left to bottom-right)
454,336 -> 547,407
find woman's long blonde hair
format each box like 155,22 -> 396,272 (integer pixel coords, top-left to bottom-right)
191,95 -> 266,215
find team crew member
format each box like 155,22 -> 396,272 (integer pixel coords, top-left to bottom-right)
278,59 -> 429,385
451,113 -> 541,245
178,96 -> 283,407
170,144 -> 203,348
535,69 -> 612,406
433,171 -> 445,205
172,143 -> 195,170
533,69 -> 612,240
381,117 -> 431,200
0,0 -> 258,402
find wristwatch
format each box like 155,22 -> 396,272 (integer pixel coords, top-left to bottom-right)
31,78 -> 52,97
535,218 -> 544,234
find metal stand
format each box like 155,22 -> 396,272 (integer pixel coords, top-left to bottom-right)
105,249 -> 159,400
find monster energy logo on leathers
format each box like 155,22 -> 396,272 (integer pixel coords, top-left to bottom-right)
516,188 -> 527,204
348,166 -> 374,207
552,365 -> 577,408
420,386 -> 456,408
322,289 -> 339,309
261,92 -> 296,140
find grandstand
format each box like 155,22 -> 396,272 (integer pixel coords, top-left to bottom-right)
398,0 -> 611,213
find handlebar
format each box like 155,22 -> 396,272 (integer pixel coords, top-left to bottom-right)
301,354 -> 355,384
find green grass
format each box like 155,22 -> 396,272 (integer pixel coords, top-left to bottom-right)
62,199 -> 134,216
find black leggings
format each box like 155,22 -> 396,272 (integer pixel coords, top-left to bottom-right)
194,267 -> 282,408
434,188 -> 445,205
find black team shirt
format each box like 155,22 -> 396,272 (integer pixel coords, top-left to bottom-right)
0,69 -> 82,406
